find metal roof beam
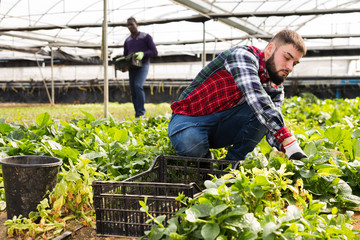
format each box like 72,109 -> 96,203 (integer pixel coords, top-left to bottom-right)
209,7 -> 360,18
1,42 -> 359,60
0,7 -> 358,33
40,33 -> 360,49
172,0 -> 269,35
4,31 -> 359,50
1,31 -> 93,46
0,15 -> 208,32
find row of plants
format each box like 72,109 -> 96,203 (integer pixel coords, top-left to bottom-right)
0,112 -> 175,180
0,112 -> 176,238
0,94 -> 359,239
141,165 -> 356,239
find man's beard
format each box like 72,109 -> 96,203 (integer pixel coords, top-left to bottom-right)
265,53 -> 287,85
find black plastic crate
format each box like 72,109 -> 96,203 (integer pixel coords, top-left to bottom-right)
93,155 -> 238,238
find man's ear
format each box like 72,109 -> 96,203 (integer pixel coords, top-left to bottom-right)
265,42 -> 276,59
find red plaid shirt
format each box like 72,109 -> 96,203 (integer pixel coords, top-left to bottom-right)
171,70 -> 243,115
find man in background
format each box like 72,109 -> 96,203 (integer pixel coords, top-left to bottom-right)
124,17 -> 158,118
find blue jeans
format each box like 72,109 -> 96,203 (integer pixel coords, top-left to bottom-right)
129,62 -> 150,117
168,103 -> 267,160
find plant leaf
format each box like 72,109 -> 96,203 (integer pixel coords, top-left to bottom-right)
36,112 -> 51,127
185,208 -> 200,222
325,127 -> 342,145
355,139 -> 360,158
81,110 -> 96,121
114,129 -> 128,143
254,175 -> 272,186
81,151 -> 106,160
0,123 -> 13,134
304,141 -> 317,157
263,222 -> 278,238
209,204 -> 228,217
192,204 -> 211,218
201,223 -> 220,240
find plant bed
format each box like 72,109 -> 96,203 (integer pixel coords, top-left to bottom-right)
142,162 -> 359,239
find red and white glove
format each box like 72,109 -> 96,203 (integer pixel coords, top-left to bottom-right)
284,140 -> 307,160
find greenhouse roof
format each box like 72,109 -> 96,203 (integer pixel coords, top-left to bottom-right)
0,0 -> 359,59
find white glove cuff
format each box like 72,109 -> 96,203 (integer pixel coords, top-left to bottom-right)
284,140 -> 302,159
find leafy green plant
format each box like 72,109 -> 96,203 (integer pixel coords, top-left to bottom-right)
0,112 -> 175,239
0,112 -> 175,181
141,164 -> 356,240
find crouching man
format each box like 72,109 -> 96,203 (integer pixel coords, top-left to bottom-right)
168,29 -> 307,161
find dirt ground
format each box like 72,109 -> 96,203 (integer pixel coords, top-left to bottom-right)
0,211 -> 136,240
0,211 -> 359,239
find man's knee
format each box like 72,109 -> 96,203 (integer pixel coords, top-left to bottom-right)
177,138 -> 209,158
169,125 -> 209,158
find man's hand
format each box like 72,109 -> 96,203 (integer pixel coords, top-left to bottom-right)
135,52 -> 144,60
284,139 -> 307,160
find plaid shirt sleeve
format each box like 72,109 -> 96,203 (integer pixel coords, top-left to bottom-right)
272,88 -> 284,110
266,88 -> 286,150
224,47 -> 291,146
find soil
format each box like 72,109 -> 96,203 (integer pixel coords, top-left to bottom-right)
353,211 -> 360,232
0,211 -> 136,240
0,210 -> 359,239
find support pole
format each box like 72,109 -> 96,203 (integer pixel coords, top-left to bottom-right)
103,0 -> 109,117
35,53 -> 51,103
51,47 -> 54,105
202,22 -> 206,67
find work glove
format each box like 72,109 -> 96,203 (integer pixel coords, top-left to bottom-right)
284,140 -> 308,160
135,51 -> 144,60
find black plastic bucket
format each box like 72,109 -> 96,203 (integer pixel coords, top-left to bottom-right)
0,155 -> 62,219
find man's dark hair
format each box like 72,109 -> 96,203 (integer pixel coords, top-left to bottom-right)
271,29 -> 307,55
127,17 -> 137,24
